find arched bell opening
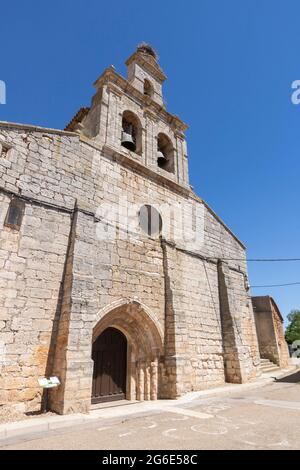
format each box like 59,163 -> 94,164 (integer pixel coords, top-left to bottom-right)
121,110 -> 142,155
157,133 -> 175,173
143,79 -> 154,98
92,301 -> 163,402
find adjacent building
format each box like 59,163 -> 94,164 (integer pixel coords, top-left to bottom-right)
252,296 -> 289,369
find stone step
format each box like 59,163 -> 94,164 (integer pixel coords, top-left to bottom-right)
260,361 -> 276,366
260,366 -> 280,374
259,363 -> 280,370
258,358 -> 280,374
259,359 -> 277,366
260,362 -> 279,368
260,358 -> 272,364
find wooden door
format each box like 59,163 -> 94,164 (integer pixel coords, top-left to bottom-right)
91,328 -> 127,403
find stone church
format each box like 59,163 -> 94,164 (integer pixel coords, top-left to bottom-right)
0,45 -> 261,415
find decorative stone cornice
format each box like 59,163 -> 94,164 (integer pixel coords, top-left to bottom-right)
102,143 -> 191,197
93,68 -> 188,133
125,50 -> 167,83
105,82 -> 124,98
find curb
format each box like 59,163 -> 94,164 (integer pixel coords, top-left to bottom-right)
0,365 -> 298,446
174,366 -> 299,403
0,414 -> 88,443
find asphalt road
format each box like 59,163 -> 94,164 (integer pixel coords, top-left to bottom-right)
2,371 -> 300,450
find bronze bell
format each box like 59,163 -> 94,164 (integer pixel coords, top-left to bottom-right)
157,150 -> 167,167
121,126 -> 136,151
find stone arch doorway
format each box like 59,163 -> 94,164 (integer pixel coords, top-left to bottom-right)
92,327 -> 127,404
92,300 -> 163,402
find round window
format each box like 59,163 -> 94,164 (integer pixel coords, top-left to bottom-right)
139,205 -> 162,237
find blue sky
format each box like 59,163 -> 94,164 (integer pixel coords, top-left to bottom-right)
0,0 -> 299,322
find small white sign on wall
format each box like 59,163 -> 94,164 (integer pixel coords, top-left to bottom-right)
38,377 -> 60,388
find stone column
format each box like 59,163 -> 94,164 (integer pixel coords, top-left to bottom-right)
150,358 -> 158,400
175,134 -> 189,187
144,112 -> 157,170
129,359 -> 137,401
141,127 -> 147,167
96,85 -> 109,145
144,362 -> 151,401
106,87 -> 122,148
136,361 -> 145,401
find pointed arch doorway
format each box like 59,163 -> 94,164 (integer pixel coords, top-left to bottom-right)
92,300 -> 164,403
91,327 -> 127,404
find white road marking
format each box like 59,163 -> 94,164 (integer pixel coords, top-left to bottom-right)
170,415 -> 189,421
268,439 -> 291,448
119,431 -> 135,437
254,399 -> 300,411
216,415 -> 240,430
162,407 -> 213,420
162,428 -> 178,439
240,419 -> 261,425
203,403 -> 231,414
242,440 -> 258,447
216,415 -> 232,423
142,421 -> 158,429
239,432 -> 292,449
191,423 -> 228,435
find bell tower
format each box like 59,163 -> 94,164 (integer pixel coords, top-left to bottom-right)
125,43 -> 166,107
68,44 -> 190,189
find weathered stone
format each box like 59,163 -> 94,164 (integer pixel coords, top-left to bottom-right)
252,296 -> 289,368
0,45 -> 261,415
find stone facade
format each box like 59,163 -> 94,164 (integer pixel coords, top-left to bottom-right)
0,45 -> 260,414
252,296 -> 289,368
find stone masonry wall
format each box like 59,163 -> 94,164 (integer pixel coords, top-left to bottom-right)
161,243 -> 225,397
252,296 -> 289,369
49,211 -> 166,413
271,303 -> 289,368
218,262 -> 260,383
0,191 -> 70,411
0,124 -> 259,412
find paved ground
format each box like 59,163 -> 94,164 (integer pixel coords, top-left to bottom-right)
2,371 -> 300,450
